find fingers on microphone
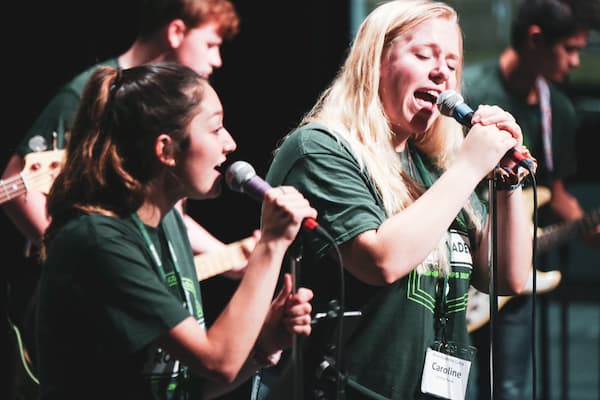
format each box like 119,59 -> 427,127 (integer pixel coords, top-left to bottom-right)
265,186 -> 318,230
472,105 -> 517,127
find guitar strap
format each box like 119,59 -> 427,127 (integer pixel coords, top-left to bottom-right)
536,76 -> 553,174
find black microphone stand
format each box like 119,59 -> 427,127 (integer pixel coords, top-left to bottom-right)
488,177 -> 500,400
289,242 -> 304,400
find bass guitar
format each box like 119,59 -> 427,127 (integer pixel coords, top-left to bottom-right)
194,235 -> 256,281
5,149 -> 65,398
0,149 -> 64,205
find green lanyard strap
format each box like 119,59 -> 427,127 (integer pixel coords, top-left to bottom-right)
130,213 -> 192,314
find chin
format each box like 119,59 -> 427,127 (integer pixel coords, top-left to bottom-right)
189,183 -> 222,201
411,113 -> 434,133
207,184 -> 223,199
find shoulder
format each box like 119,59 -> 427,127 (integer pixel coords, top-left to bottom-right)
276,124 -> 349,162
268,123 -> 357,185
273,123 -> 356,168
40,58 -> 119,111
45,214 -> 141,269
276,123 -> 344,155
462,60 -> 505,105
61,214 -> 137,243
52,214 -> 139,250
63,58 -> 120,97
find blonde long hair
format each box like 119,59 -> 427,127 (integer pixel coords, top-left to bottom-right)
298,0 -> 483,273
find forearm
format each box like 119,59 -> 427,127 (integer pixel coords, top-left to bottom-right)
476,187 -> 532,294
2,154 -> 50,245
2,191 -> 49,246
202,238 -> 289,377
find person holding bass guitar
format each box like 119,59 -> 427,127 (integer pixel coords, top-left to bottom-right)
462,0 -> 600,398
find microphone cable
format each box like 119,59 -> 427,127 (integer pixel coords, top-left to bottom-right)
224,160 -> 348,398
329,231 -> 346,400
490,163 -> 538,400
526,167 -> 539,400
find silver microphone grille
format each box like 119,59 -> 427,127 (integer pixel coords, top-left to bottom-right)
225,161 -> 256,193
436,90 -> 465,117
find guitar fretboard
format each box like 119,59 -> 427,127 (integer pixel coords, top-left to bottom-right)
0,174 -> 28,204
0,150 -> 64,205
0,172 -> 57,205
537,208 -> 600,255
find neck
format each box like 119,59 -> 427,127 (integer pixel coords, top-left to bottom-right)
135,181 -> 179,227
118,35 -> 169,69
499,48 -> 540,105
136,203 -> 165,227
391,129 -> 411,152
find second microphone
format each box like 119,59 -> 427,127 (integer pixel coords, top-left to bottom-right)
225,160 -> 322,234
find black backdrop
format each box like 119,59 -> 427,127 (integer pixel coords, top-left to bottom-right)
3,1 -> 350,398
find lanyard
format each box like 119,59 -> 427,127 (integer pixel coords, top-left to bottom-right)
536,76 -> 553,173
434,275 -> 450,344
131,213 -> 192,314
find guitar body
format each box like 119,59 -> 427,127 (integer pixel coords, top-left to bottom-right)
8,316 -> 40,400
6,255 -> 41,400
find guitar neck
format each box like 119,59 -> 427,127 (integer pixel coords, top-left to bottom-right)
0,149 -> 65,205
194,236 -> 256,281
537,208 -> 600,255
0,174 -> 28,205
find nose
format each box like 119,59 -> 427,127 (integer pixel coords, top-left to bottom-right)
430,61 -> 451,84
569,52 -> 581,69
223,129 -> 237,153
211,48 -> 223,69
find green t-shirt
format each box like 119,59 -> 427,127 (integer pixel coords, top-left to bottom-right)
17,58 -> 119,155
462,60 -> 578,186
37,209 -> 205,400
265,124 -> 482,399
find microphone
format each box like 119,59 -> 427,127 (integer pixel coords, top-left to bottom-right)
436,90 -> 534,169
225,161 -> 322,234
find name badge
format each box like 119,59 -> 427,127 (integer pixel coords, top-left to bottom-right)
421,345 -> 473,400
448,230 -> 472,268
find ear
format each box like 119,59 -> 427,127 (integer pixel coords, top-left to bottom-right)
155,134 -> 176,167
526,25 -> 544,49
166,19 -> 187,49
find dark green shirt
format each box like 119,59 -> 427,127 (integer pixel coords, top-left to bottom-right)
266,124 -> 482,399
17,58 -> 119,155
37,209 -> 205,400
